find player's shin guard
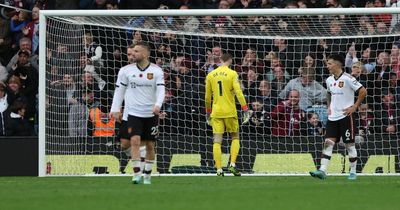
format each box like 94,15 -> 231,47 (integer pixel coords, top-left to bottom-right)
230,138 -> 240,167
320,139 -> 335,172
213,142 -> 222,170
346,144 -> 357,174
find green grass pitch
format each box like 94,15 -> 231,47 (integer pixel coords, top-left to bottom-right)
1,176 -> 399,210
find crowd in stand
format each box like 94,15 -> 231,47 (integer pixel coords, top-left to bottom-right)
1,0 -> 400,139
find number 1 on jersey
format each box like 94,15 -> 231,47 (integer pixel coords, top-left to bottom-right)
217,80 -> 223,96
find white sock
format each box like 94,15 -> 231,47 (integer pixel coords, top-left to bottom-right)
319,141 -> 334,172
140,159 -> 145,172
319,158 -> 330,172
132,160 -> 141,176
346,144 -> 357,174
140,146 -> 146,172
144,160 -> 154,179
349,160 -> 357,174
230,162 -> 236,167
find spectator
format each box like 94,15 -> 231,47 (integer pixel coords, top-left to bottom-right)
300,54 -> 327,83
6,37 -> 39,72
325,0 -> 342,8
390,0 -> 400,32
4,99 -> 33,136
158,90 -> 183,134
272,38 -> 299,77
201,45 -> 222,73
50,73 -> 77,105
0,61 -> 7,81
157,4 -> 174,28
372,0 -> 391,26
12,49 -> 38,124
316,20 -> 348,62
89,104 -> 115,137
131,30 -> 144,46
388,72 -> 400,102
357,15 -> 375,35
375,89 -> 400,134
171,53 -> 196,92
48,73 -> 76,137
279,67 -> 328,111
301,112 -> 325,136
372,51 -> 392,103
69,87 -> 100,137
163,68 -> 179,97
22,6 -> 39,55
244,99 -> 271,135
9,10 -> 29,52
270,65 -> 290,97
391,45 -> 400,76
235,47 -> 265,74
271,89 -> 305,136
6,75 -> 26,104
157,33 -> 183,62
376,21 -> 389,35
147,32 -> 162,59
0,11 -> 12,64
350,61 -> 375,105
242,68 -> 260,98
345,42 -> 376,73
84,31 -> 103,68
182,8 -> 200,32
256,80 -> 277,113
265,56 -> 290,81
105,0 -> 118,9
356,103 -> 375,137
49,44 -> 75,73
0,83 -> 11,136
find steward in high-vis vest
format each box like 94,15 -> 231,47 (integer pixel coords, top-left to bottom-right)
89,106 -> 115,137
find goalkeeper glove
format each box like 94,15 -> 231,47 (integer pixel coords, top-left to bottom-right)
206,113 -> 212,126
242,110 -> 251,125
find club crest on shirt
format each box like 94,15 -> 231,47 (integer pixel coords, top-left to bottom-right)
147,73 -> 154,80
338,81 -> 344,88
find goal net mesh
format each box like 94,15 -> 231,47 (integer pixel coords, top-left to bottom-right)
44,11 -> 400,175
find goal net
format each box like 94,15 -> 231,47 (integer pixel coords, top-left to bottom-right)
39,8 -> 400,176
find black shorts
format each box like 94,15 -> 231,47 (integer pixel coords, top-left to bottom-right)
119,120 -> 130,140
127,115 -> 159,141
325,115 -> 355,143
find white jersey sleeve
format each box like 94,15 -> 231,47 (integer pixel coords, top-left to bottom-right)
348,75 -> 363,92
155,69 -> 165,108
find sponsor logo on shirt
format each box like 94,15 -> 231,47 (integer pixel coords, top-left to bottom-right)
130,82 -> 152,88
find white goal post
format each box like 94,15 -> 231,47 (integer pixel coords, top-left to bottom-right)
39,8 -> 400,177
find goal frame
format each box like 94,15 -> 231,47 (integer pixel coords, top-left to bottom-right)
39,7 -> 400,177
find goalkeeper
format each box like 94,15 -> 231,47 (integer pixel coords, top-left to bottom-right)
205,53 -> 250,176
